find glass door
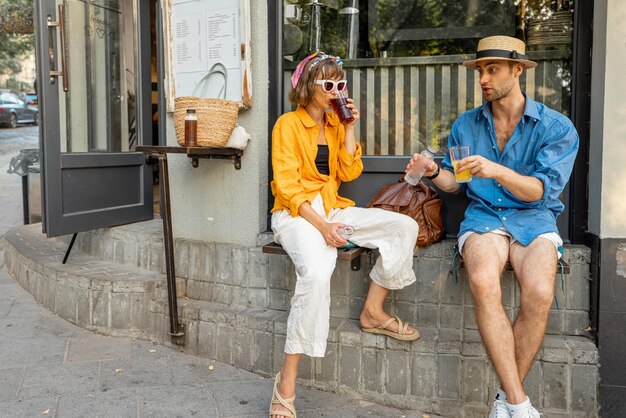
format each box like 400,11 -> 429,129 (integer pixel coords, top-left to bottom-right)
34,0 -> 153,237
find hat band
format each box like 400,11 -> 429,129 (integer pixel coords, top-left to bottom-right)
475,49 -> 529,61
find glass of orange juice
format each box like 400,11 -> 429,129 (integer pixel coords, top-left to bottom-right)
450,146 -> 472,183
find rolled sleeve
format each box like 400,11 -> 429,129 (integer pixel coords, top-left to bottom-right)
336,142 -> 363,181
531,172 -> 552,201
531,119 -> 579,202
288,196 -> 309,217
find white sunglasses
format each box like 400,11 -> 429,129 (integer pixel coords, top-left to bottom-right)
314,79 -> 348,92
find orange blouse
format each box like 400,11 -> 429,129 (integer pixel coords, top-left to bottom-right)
271,106 -> 363,217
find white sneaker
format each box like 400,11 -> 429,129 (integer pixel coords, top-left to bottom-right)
489,399 -> 512,418
510,404 -> 540,418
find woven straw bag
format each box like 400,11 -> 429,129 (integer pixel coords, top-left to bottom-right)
174,63 -> 239,147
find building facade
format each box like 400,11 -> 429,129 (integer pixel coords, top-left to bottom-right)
21,0 -> 626,415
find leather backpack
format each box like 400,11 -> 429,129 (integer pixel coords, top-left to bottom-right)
367,178 -> 445,247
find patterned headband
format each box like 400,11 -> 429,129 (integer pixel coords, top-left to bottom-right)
290,51 -> 344,89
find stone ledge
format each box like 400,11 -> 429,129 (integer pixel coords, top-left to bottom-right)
66,221 -> 594,338
74,219 -> 591,266
4,226 -> 180,337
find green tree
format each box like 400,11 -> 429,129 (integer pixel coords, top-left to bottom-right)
0,0 -> 35,77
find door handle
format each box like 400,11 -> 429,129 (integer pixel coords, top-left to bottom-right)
47,4 -> 69,92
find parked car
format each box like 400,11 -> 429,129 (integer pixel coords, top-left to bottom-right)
0,92 -> 38,128
25,92 -> 38,106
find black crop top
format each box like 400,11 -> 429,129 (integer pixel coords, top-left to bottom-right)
315,144 -> 330,175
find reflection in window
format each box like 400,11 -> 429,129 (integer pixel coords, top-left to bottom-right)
61,0 -> 138,153
282,0 -> 574,156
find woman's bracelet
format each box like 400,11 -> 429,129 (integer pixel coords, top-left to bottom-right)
425,165 -> 440,180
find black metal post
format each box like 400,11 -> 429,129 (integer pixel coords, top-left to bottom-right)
157,153 -> 185,344
62,233 -> 78,264
21,175 -> 29,224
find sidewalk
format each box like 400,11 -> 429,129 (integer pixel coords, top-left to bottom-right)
0,262 -> 432,418
0,131 -> 434,417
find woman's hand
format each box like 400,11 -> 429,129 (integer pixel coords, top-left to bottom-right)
345,98 -> 360,127
341,99 -> 358,154
321,222 -> 349,247
297,203 -> 349,247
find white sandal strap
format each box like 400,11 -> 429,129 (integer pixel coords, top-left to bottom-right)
269,371 -> 296,418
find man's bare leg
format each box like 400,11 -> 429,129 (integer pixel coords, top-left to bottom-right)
463,233 -> 527,404
509,237 -> 557,382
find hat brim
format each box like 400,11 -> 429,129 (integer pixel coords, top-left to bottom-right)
463,57 -> 537,69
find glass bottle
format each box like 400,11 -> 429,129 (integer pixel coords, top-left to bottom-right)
404,146 -> 436,185
184,109 -> 198,147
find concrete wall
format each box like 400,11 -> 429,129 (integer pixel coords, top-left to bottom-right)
589,1 -> 626,415
166,0 -> 270,247
589,0 -> 626,238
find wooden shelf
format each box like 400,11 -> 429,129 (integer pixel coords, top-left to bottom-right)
136,145 -> 243,169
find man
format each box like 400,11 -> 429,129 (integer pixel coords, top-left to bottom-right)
408,36 -> 579,418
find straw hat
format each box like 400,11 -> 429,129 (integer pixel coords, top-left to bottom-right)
463,36 -> 537,69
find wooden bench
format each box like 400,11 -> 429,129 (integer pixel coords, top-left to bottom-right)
262,241 -> 369,271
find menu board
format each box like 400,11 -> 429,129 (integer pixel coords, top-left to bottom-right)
163,0 -> 252,109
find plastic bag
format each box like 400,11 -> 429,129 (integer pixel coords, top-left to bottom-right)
7,149 -> 39,177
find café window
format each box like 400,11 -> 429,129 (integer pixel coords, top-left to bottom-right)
281,0 -> 575,156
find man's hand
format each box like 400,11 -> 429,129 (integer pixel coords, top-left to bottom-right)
456,156 -> 544,202
455,155 -> 502,179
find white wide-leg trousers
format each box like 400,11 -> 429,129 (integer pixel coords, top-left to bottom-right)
271,194 -> 419,357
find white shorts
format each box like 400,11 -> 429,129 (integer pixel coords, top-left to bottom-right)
457,227 -> 563,258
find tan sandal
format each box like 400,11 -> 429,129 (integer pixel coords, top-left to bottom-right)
269,371 -> 296,418
361,315 -> 420,341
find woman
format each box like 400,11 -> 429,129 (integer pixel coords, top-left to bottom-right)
269,52 -> 420,418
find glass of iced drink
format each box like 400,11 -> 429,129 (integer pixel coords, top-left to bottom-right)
450,146 -> 472,183
329,90 -> 355,125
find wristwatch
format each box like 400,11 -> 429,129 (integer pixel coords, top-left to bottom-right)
425,165 -> 440,180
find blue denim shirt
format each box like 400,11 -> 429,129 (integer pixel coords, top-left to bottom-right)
442,95 -> 579,246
